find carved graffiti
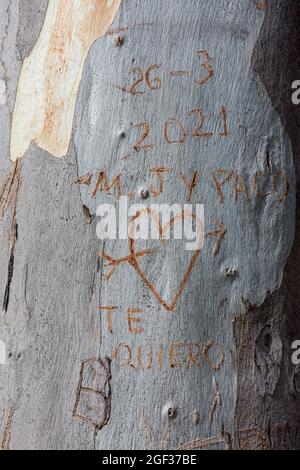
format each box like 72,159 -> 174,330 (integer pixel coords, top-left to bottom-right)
72,357 -> 111,430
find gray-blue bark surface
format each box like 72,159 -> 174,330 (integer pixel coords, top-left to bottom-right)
0,0 -> 299,450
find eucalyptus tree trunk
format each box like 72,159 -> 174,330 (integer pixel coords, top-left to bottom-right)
0,0 -> 299,451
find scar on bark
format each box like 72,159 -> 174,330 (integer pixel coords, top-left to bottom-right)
140,409 -> 171,450
0,161 -> 21,220
99,209 -> 203,312
1,406 -> 14,451
170,71 -> 191,77
0,161 -> 21,312
106,23 -> 154,36
72,173 -> 92,186
208,377 -> 222,425
72,357 -> 111,430
92,171 -> 122,199
98,306 -> 120,334
256,1 -> 268,10
180,171 -> 199,202
203,341 -> 225,372
206,221 -> 226,256
115,36 -> 124,47
176,435 -> 226,450
177,424 -> 232,450
98,249 -> 155,281
149,167 -> 171,197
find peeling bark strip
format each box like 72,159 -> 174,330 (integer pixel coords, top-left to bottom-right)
10,0 -> 121,161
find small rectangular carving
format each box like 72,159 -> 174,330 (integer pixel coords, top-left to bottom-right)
72,357 -> 111,430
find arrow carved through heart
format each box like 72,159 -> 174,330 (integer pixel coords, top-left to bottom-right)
99,212 -> 224,312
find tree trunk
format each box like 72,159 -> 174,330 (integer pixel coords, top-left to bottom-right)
0,0 -> 299,450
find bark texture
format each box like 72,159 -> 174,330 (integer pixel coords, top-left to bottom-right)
0,0 -> 299,450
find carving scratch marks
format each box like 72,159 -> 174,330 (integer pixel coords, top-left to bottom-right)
141,409 -> 170,450
99,208 -> 204,312
176,435 -> 225,450
206,221 -> 226,257
208,377 -> 221,425
99,249 -> 155,281
10,0 -> 122,161
177,426 -> 232,450
72,357 -> 111,430
1,406 -> 14,451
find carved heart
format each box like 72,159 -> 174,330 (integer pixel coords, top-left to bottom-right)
128,208 -> 204,312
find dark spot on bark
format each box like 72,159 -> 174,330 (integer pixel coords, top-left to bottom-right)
256,325 -> 272,354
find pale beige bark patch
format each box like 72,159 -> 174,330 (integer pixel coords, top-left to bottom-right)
10,0 -> 121,161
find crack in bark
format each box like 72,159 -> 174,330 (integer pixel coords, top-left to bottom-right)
1,161 -> 21,313
2,247 -> 14,313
